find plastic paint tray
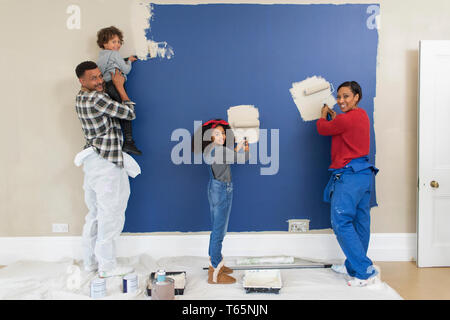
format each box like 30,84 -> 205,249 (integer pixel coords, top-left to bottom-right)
243,269 -> 282,294
147,271 -> 186,296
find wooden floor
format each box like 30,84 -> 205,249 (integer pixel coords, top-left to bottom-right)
0,262 -> 449,299
375,261 -> 450,300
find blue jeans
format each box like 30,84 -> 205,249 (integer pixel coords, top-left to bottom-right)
207,169 -> 233,268
326,167 -> 377,280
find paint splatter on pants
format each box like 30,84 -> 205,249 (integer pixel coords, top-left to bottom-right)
81,152 -> 130,272
328,168 -> 377,280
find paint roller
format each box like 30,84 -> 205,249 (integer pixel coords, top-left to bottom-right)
236,256 -> 295,266
230,120 -> 260,143
303,82 -> 331,96
303,81 -> 335,121
231,120 -> 260,128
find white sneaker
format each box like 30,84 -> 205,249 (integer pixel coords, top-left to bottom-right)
99,265 -> 134,278
331,264 -> 348,275
347,265 -> 380,287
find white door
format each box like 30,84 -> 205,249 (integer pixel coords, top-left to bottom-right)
417,40 -> 450,267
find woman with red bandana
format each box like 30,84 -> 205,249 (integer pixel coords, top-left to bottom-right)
317,81 -> 380,287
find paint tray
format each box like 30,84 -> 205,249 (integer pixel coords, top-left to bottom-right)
147,271 -> 186,296
243,270 -> 282,294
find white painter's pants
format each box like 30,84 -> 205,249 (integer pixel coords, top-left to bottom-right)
74,148 -> 140,272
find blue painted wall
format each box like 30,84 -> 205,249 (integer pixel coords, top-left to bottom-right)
124,4 -> 379,232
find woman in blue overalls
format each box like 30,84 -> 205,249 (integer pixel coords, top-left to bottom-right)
317,81 -> 380,286
197,119 -> 249,284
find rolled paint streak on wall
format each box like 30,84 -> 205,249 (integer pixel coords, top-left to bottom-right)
290,76 -> 336,121
131,0 -> 174,60
227,105 -> 260,144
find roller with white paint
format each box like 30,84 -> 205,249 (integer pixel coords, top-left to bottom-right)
231,120 -> 260,128
305,82 -> 334,120
202,256 -> 331,270
290,76 -> 337,121
304,82 -> 331,96
236,256 -> 294,265
227,105 -> 260,143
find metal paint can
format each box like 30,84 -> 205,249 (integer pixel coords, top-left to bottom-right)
123,273 -> 138,293
90,277 -> 106,299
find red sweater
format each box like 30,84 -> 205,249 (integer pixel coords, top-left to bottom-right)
316,108 -> 370,169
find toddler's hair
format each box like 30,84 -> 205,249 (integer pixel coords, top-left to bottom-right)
97,26 -> 124,49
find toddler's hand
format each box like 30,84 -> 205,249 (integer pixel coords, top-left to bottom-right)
128,56 -> 138,62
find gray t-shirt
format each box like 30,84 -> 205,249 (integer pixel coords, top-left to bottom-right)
204,144 -> 250,183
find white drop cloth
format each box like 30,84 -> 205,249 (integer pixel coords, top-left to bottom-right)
0,255 -> 402,300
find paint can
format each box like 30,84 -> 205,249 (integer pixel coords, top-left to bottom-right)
156,270 -> 166,282
152,270 -> 175,300
90,277 -> 106,299
123,273 -> 139,294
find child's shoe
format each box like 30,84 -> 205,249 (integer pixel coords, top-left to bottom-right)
208,260 -> 236,284
222,265 -> 233,274
122,138 -> 142,156
209,258 -> 233,274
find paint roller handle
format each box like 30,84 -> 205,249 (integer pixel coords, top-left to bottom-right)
124,55 -> 138,62
235,139 -> 249,152
243,139 -> 249,152
321,104 -> 336,121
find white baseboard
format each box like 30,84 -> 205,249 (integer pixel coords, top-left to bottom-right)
0,233 -> 417,265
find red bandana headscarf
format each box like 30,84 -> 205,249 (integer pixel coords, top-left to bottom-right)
202,119 -> 229,128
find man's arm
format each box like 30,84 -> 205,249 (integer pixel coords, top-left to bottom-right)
92,93 -> 136,120
92,70 -> 135,120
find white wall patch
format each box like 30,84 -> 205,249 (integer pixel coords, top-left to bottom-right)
227,105 -> 260,144
131,1 -> 174,60
290,76 -> 336,121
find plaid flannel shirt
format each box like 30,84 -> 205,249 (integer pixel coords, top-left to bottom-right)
75,89 -> 136,167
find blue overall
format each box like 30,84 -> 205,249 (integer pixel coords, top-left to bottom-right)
207,166 -> 233,268
324,156 -> 379,280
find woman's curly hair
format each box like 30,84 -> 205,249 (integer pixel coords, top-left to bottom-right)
191,119 -> 234,153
